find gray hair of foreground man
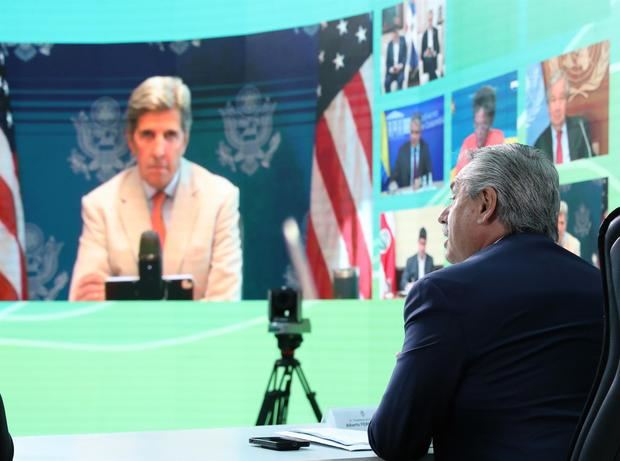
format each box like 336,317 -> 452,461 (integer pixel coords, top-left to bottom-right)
456,143 -> 560,241
126,76 -> 192,134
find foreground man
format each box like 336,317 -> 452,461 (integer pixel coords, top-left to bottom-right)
69,76 -> 242,301
368,143 -> 603,460
0,395 -> 12,461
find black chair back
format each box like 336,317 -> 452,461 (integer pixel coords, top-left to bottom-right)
568,207 -> 620,460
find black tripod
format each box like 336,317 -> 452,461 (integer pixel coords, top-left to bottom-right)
256,333 -> 322,425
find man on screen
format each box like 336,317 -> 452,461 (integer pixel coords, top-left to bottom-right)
557,200 -> 581,257
400,227 -> 435,293
69,76 -> 242,301
384,30 -> 407,93
369,144 -> 603,460
534,69 -> 593,163
389,113 -> 433,191
421,9 -> 440,81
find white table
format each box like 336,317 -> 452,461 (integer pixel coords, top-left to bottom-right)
14,424 -> 381,461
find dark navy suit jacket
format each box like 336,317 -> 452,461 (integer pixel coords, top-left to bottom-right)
0,395 -> 12,461
386,36 -> 407,75
368,233 -> 603,461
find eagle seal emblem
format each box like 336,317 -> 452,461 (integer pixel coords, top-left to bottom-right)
217,85 -> 281,176
26,223 -> 68,300
68,96 -> 134,183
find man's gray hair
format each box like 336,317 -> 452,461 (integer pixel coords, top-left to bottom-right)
456,143 -> 560,240
559,200 -> 568,217
126,76 -> 192,134
410,112 -> 422,126
545,69 -> 570,101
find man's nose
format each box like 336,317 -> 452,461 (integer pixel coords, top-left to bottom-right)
438,206 -> 448,223
152,136 -> 166,156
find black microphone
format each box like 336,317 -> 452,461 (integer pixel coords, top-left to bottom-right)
138,230 -> 164,299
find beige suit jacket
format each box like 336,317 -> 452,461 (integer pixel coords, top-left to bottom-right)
561,231 -> 581,258
69,158 -> 242,301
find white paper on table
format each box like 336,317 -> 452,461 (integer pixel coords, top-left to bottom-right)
276,427 -> 371,451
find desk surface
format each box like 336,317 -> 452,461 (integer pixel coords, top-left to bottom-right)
14,424 -> 380,461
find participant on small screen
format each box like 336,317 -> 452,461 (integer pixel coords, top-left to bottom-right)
534,69 -> 593,163
557,200 -> 581,257
400,227 -> 435,294
421,9 -> 440,81
384,30 -> 407,93
454,86 -> 505,175
389,113 -> 433,191
69,76 -> 242,301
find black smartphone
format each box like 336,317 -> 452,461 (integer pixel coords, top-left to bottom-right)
249,436 -> 310,451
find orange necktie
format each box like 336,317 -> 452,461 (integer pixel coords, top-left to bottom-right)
556,129 -> 563,164
151,191 -> 166,247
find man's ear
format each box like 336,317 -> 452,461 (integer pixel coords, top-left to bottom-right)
477,187 -> 498,224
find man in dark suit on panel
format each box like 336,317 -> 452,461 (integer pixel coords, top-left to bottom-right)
390,113 -> 433,191
421,9 -> 440,81
369,144 -> 603,461
400,227 -> 434,293
384,30 -> 407,93
534,69 -> 593,163
0,395 -> 13,461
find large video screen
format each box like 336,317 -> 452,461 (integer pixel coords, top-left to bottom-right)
0,1 -> 616,304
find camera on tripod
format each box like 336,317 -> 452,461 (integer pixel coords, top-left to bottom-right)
256,287 -> 322,425
268,287 -> 310,340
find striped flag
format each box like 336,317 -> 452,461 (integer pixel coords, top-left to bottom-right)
306,14 -> 373,299
0,51 -> 28,300
379,212 -> 396,299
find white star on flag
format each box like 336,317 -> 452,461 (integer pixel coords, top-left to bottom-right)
333,53 -> 345,70
337,20 -> 348,36
355,26 -> 367,43
318,50 -> 325,63
316,85 -> 322,97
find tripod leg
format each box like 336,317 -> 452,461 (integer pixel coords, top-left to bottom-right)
256,363 -> 279,425
256,361 -> 296,425
293,363 -> 323,422
275,364 -> 294,425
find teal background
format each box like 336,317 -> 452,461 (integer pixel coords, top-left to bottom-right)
0,0 -> 619,437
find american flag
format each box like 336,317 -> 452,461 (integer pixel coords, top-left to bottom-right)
0,51 -> 28,300
306,14 -> 373,299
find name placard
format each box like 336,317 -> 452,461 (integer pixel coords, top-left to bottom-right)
322,406 -> 377,431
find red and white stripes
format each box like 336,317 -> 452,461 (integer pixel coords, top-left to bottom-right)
307,57 -> 373,299
0,128 -> 27,300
